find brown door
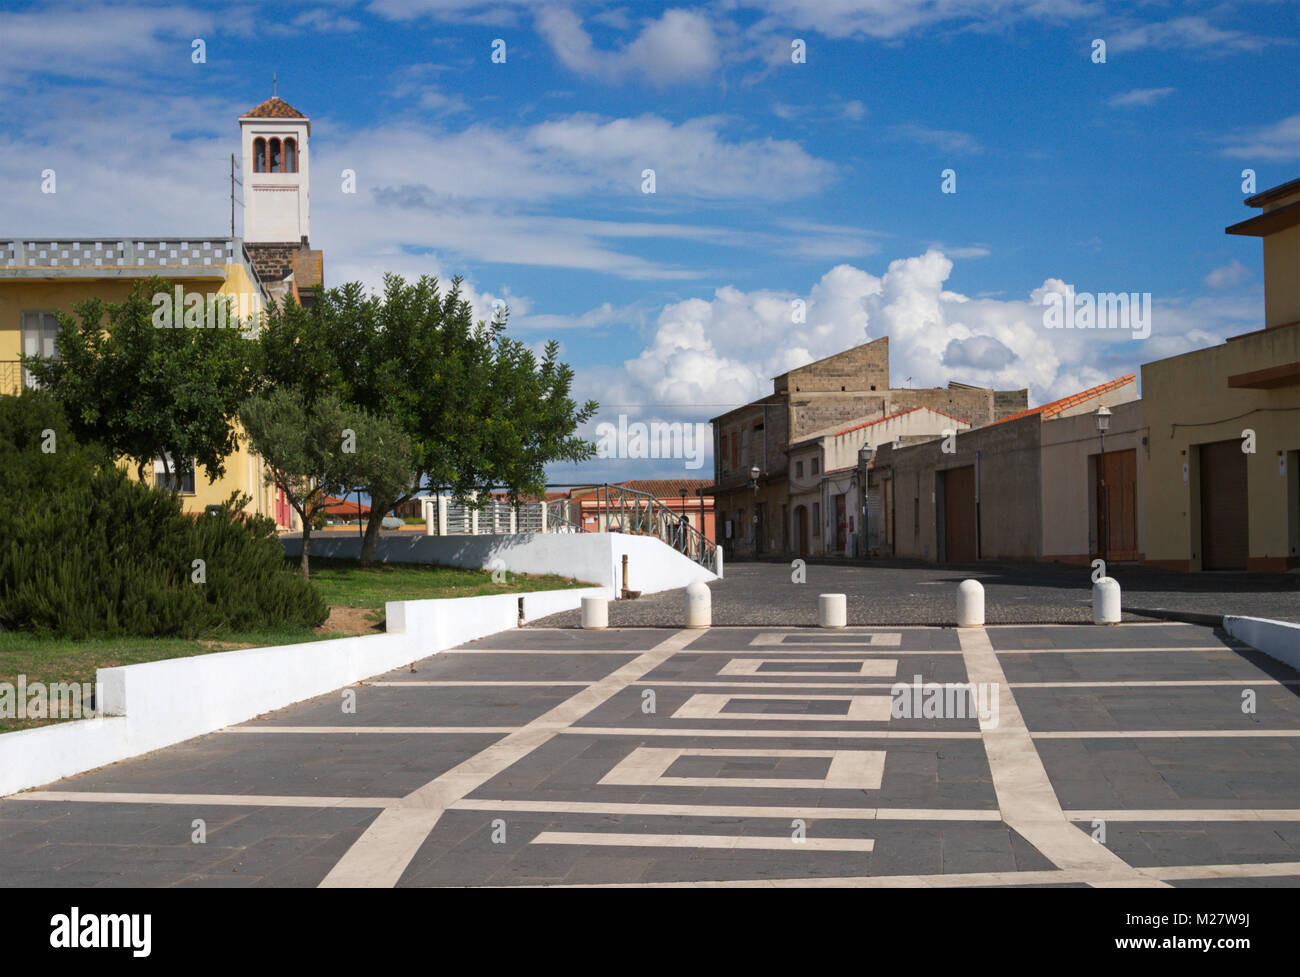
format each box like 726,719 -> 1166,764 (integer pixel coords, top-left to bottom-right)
1095,448 -> 1138,560
835,495 -> 847,552
1199,439 -> 1248,570
942,465 -> 977,563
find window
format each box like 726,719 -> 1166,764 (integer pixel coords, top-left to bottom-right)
720,434 -> 728,469
20,311 -> 59,389
284,137 -> 297,172
811,457 -> 820,476
812,502 -> 820,536
154,456 -> 196,494
796,461 -> 803,478
269,138 -> 282,173
253,138 -> 266,172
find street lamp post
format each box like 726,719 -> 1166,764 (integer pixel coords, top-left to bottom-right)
858,442 -> 874,561
695,487 -> 704,542
1094,406 -> 1112,565
749,465 -> 760,555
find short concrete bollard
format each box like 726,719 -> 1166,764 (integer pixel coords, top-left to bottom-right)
957,579 -> 985,628
1093,577 -> 1121,624
818,593 -> 847,629
581,597 -> 608,630
686,581 -> 711,628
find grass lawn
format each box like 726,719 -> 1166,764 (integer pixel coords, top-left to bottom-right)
0,559 -> 590,732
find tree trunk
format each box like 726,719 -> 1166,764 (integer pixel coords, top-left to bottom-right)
300,520 -> 312,579
358,505 -> 385,569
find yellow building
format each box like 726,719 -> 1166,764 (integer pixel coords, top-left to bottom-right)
1141,176 -> 1300,571
0,95 -> 322,529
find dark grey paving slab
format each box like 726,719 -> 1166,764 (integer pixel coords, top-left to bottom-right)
1039,737 -> 1300,809
1017,685 -> 1300,733
396,809 -> 1047,886
460,628 -> 668,651
1170,875 -> 1300,888
35,730 -> 503,798
1071,820 -> 1300,868
0,801 -> 378,888
988,623 -> 1232,650
249,684 -> 575,728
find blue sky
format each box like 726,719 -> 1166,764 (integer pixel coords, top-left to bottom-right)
2,0 -> 1296,481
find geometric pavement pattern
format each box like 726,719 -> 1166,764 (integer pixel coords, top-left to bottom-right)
3,622 -> 1300,887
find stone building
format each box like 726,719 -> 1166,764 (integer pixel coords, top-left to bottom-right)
710,336 -> 1027,559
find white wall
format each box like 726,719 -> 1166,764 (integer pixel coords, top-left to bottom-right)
0,585 -> 609,798
285,531 -> 717,592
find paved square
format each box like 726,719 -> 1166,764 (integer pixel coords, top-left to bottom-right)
3,622 -> 1300,887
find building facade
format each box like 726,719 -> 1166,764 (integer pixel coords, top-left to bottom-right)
0,94 -> 322,529
710,336 -> 1027,560
1140,176 -> 1300,571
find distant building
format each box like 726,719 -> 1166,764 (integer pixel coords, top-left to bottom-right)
709,336 -> 1027,559
568,479 -> 715,541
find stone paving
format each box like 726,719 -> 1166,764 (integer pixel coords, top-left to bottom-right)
3,621 -> 1300,887
529,561 -> 1300,628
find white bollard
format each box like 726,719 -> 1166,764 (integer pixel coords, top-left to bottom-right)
1093,577 -> 1121,624
581,597 -> 608,630
818,593 -> 847,629
957,579 -> 985,628
686,581 -> 711,628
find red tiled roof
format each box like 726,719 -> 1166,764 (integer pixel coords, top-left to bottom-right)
616,479 -> 711,497
242,96 -> 306,119
320,495 -> 369,516
989,374 -> 1135,427
829,405 -> 971,439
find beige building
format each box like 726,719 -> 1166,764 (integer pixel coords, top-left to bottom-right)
1140,176 -> 1300,571
868,376 -> 1137,563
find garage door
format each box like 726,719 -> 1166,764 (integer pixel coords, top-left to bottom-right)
1199,439 -> 1248,570
942,465 -> 978,563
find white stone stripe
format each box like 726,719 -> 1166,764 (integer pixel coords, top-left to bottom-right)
1012,679 -> 1300,688
957,627 -> 1168,888
750,632 -> 902,647
994,647 -> 1234,654
1068,810 -> 1300,822
1033,729 -> 1300,738
597,746 -> 885,791
531,831 -> 874,852
720,658 -> 898,677
673,692 -> 893,722
225,726 -> 516,734
11,790 -> 397,808
319,629 -> 704,888
369,681 -> 587,687
450,798 -> 1001,820
563,726 -> 982,739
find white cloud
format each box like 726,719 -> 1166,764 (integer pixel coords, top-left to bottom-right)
535,7 -> 720,85
1109,16 -> 1283,55
890,123 -> 982,155
1108,87 -> 1175,108
1220,114 -> 1300,161
1203,259 -> 1254,289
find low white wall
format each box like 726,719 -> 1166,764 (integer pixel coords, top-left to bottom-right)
1225,615 -> 1300,672
286,532 -> 717,594
0,585 -> 607,798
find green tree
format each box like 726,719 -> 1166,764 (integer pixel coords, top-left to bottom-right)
257,276 -> 598,566
22,277 -> 255,488
239,388 -> 412,577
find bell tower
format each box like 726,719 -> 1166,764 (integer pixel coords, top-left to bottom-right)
238,91 -> 321,302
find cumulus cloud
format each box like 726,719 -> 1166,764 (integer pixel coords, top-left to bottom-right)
536,7 -> 719,85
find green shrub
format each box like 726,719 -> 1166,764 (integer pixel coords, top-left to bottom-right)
0,392 -> 328,638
